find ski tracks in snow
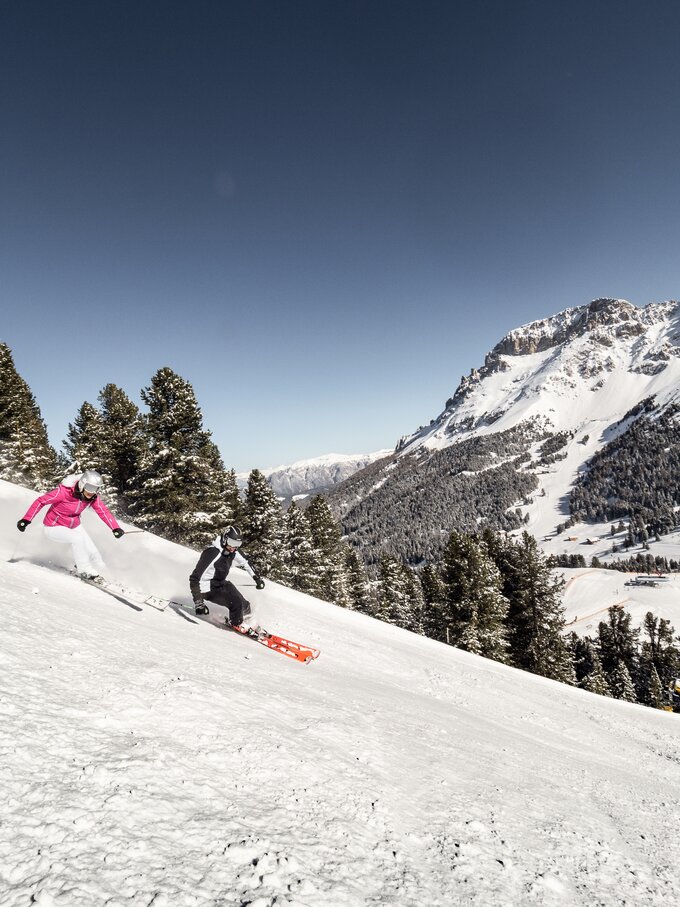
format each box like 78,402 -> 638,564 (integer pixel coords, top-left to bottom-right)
2,558 -> 680,906
0,564 -> 458,906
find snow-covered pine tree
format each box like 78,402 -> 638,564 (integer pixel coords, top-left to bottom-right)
569,635 -> 612,696
580,661 -> 612,697
344,547 -> 375,615
223,468 -> 242,528
129,367 -> 233,547
64,402 -> 112,488
241,469 -> 284,577
0,342 -> 58,489
96,384 -> 147,515
636,653 -> 666,709
641,611 -> 680,692
441,531 -> 509,661
596,606 -> 639,685
568,633 -> 592,684
280,500 -> 319,595
420,564 -> 448,642
305,495 -> 350,608
496,532 -> 575,683
405,568 -> 426,635
609,659 -> 638,702
376,555 -> 414,629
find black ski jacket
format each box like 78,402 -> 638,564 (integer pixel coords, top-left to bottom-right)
189,535 -> 256,600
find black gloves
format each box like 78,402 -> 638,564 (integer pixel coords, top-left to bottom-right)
112,528 -> 124,538
17,519 -> 30,532
254,575 -> 265,590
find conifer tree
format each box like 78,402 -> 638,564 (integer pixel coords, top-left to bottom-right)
96,384 -> 147,514
569,633 -> 596,683
609,660 -> 638,702
580,660 -> 612,697
64,388 -> 146,513
280,500 -> 318,595
0,342 -> 58,489
65,401 -> 110,476
636,652 -> 665,709
569,634 -> 612,696
420,564 -> 448,642
496,532 -> 575,683
222,468 -> 242,528
641,612 -> 680,691
647,662 -> 666,710
306,495 -> 350,607
376,555 -> 414,629
405,568 -> 426,635
241,469 -> 284,577
597,606 -> 639,681
129,367 -> 233,546
344,547 -> 375,615
441,531 -> 509,661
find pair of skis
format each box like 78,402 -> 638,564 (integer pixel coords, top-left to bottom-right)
78,575 -> 168,612
175,602 -> 321,664
77,576 -> 320,664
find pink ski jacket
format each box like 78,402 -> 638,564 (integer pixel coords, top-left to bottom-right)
22,477 -> 121,531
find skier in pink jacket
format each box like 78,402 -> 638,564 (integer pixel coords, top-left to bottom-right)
17,470 -> 124,579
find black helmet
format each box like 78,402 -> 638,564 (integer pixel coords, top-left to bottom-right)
221,525 -> 243,549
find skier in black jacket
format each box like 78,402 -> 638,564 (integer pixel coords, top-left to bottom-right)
189,525 -> 265,629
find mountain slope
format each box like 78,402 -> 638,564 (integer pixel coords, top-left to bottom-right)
329,298 -> 680,564
1,478 -> 679,906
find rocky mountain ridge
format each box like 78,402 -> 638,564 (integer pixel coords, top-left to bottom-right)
399,298 -> 680,454
240,450 -> 392,500
328,298 -> 680,567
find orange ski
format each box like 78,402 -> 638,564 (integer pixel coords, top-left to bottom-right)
229,624 -> 321,663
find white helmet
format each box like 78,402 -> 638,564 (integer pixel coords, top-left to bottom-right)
78,470 -> 103,496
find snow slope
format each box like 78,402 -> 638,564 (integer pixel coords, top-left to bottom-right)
1,479 -> 679,906
560,566 -> 680,635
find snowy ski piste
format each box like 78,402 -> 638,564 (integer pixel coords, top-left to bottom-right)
1,479 -> 678,906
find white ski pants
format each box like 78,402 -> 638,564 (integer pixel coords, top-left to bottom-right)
43,524 -> 105,577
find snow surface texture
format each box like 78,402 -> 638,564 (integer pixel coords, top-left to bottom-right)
1,479 -> 679,906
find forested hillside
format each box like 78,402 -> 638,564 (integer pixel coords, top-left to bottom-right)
569,399 -> 680,530
329,423 -> 540,566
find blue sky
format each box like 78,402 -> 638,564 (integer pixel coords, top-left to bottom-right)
2,1 -> 680,472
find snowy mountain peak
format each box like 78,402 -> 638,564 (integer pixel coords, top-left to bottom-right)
240,450 -> 393,499
497,298 -> 640,357
402,298 -> 680,454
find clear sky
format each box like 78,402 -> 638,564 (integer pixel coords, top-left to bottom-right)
2,1 -> 680,472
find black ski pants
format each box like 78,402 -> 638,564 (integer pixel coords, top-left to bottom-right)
205,582 -> 252,626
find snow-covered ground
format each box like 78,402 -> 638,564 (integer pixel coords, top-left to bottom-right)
561,566 -> 680,635
1,479 -> 679,906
